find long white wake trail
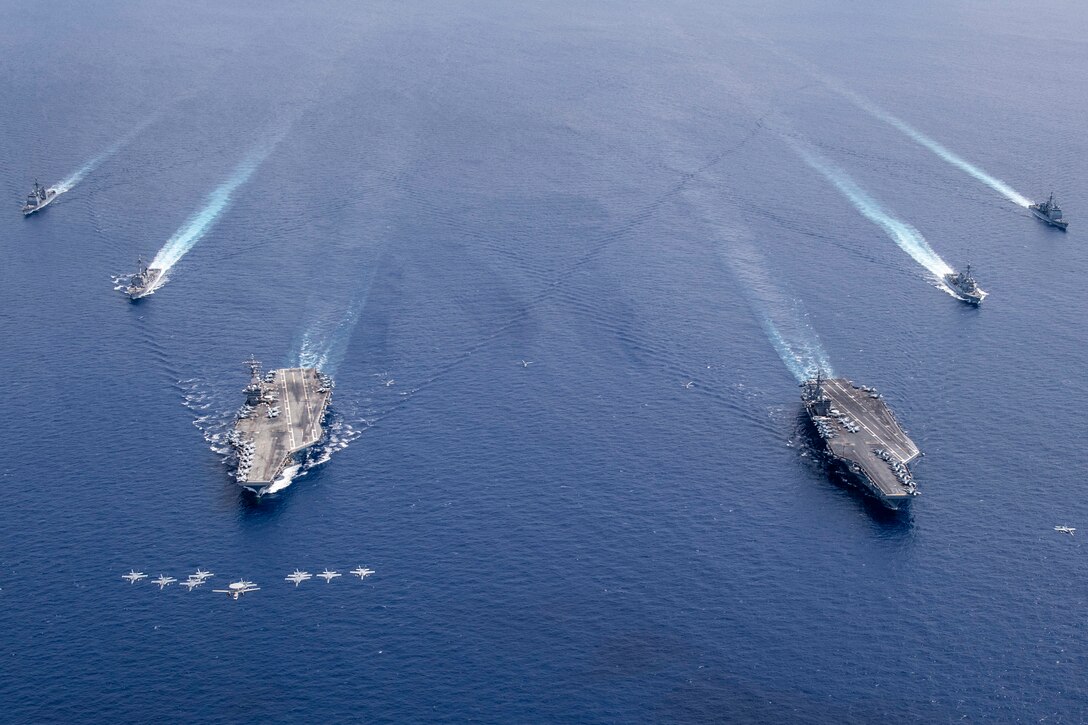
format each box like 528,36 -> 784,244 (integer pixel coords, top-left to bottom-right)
761,43 -> 1035,209
150,141 -> 275,273
839,88 -> 1031,208
795,145 -> 953,278
55,116 -> 156,193
724,238 -> 834,382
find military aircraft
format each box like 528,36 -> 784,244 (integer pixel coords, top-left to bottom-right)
190,568 -> 214,581
212,581 -> 260,600
350,567 -> 375,580
285,569 -> 313,586
151,575 -> 177,589
519,360 -> 533,368
317,569 -> 342,583
1055,526 -> 1076,536
180,579 -> 205,591
122,570 -> 148,584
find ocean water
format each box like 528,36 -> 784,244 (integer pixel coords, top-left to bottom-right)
2,1 -> 1087,721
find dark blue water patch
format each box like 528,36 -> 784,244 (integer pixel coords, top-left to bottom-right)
3,1 -> 1088,721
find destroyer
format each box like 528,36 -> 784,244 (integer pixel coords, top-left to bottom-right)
125,257 -> 165,300
21,181 -> 59,216
227,358 -> 333,493
943,264 -> 987,305
801,373 -> 921,510
1029,193 -> 1068,230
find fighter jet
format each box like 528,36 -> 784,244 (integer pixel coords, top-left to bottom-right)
349,567 -> 375,580
1055,526 -> 1076,536
122,570 -> 148,584
151,575 -> 177,590
284,569 -> 313,587
212,581 -> 260,600
190,569 -> 214,581
519,360 -> 533,368
317,569 -> 342,583
180,579 -> 205,591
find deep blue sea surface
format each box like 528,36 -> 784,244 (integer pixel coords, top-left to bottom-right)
3,1 -> 1087,721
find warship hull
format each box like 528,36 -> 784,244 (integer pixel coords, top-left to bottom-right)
22,189 -> 59,216
229,366 -> 333,494
127,268 -> 166,300
801,377 -> 921,510
942,275 -> 986,305
1030,207 -> 1068,230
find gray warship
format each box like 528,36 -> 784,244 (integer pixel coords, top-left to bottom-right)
227,358 -> 333,494
942,265 -> 987,305
1029,193 -> 1068,230
125,257 -> 166,300
21,181 -> 59,216
801,373 -> 921,510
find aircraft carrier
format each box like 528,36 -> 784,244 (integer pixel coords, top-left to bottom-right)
227,358 -> 333,493
801,374 -> 920,509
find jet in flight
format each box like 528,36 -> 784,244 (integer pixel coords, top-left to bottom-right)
190,569 -> 214,581
151,575 -> 177,590
1055,526 -> 1076,536
122,570 -> 148,584
212,581 -> 260,600
317,569 -> 342,583
350,567 -> 375,580
285,569 -> 313,587
180,579 -> 205,591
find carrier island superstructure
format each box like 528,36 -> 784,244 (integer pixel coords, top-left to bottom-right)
801,374 -> 920,509
227,358 -> 333,494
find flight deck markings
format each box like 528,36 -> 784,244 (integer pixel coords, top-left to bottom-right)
281,372 -> 297,449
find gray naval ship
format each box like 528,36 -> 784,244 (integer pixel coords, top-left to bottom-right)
227,358 -> 333,494
21,181 -> 59,216
125,257 -> 166,300
801,373 -> 920,510
942,264 -> 987,305
1029,193 -> 1068,230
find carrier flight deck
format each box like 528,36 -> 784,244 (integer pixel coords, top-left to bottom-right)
801,375 -> 921,509
228,359 -> 333,492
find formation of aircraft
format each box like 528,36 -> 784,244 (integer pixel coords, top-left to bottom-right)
122,565 -> 375,594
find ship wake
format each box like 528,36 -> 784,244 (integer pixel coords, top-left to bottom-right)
835,86 -> 1031,208
150,125 -> 288,276
295,284 -> 374,377
722,237 -> 834,382
56,115 -> 157,193
795,146 -> 953,279
751,38 -> 1032,209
